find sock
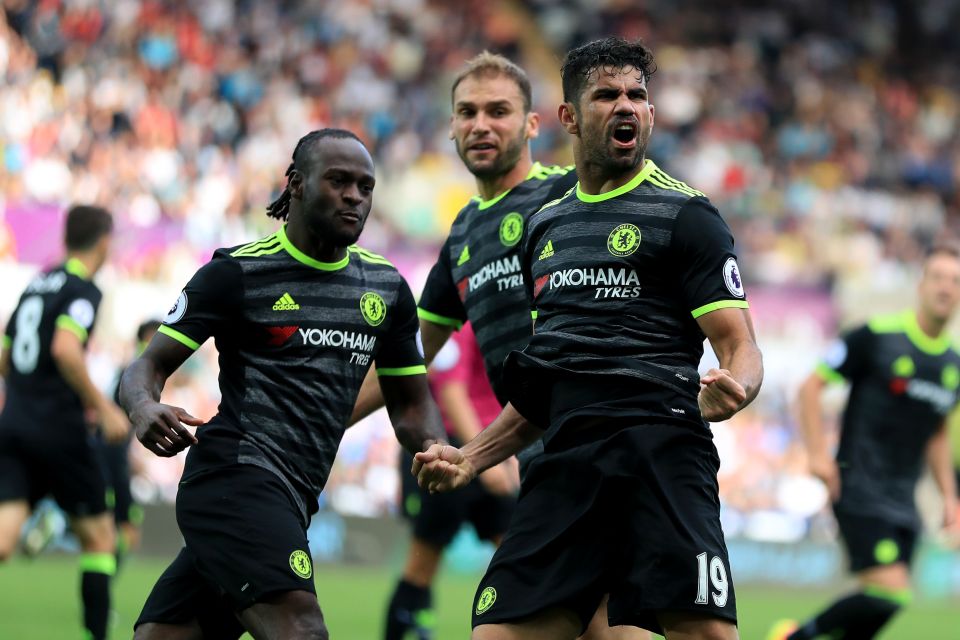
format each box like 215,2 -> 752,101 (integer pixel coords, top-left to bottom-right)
115,532 -> 129,573
384,579 -> 434,640
787,590 -> 904,640
80,552 -> 116,640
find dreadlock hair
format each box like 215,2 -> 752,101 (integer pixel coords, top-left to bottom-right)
266,128 -> 365,220
561,37 -> 657,106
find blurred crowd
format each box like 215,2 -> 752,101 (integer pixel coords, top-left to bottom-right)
2,0 -> 960,542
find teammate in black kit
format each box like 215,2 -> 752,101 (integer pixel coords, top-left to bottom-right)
773,246 -> 960,640
120,129 -> 447,640
0,204 -> 130,640
415,38 -> 763,640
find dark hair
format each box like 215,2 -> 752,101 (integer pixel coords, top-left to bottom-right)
561,37 -> 657,104
136,319 -> 162,343
925,243 -> 960,262
451,51 -> 533,113
64,205 -> 113,251
266,128 -> 366,220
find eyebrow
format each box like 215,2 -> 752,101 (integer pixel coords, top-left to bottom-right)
455,99 -> 513,110
324,166 -> 375,181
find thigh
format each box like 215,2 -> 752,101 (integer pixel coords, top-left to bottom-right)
100,438 -> 135,524
607,424 -> 737,635
43,428 -> 109,518
835,511 -> 919,571
176,465 -> 316,610
136,546 -> 245,639
471,449 -> 608,633
239,589 -> 327,640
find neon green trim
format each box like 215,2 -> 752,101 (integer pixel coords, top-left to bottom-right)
79,552 -> 116,575
55,315 -> 88,342
864,586 -> 913,606
278,225 -> 349,271
2,335 -> 10,349
348,245 -> 394,266
65,257 -> 91,280
531,310 -> 538,320
690,299 -> 749,319
105,488 -> 116,509
417,308 -> 464,329
904,310 -> 951,355
815,363 -> 846,384
472,162 -> 549,210
650,168 -> 705,197
647,172 -> 701,198
157,325 -> 200,351
231,235 -> 281,257
577,159 -> 659,202
377,365 -> 428,376
238,246 -> 284,258
867,311 -> 905,333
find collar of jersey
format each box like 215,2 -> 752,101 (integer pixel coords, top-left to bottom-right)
65,257 -> 91,280
278,225 -> 349,271
576,159 -> 658,203
472,162 -> 546,211
902,309 -> 952,355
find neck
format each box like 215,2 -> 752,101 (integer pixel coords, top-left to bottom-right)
476,155 -> 534,202
284,213 -> 347,263
65,252 -> 98,278
576,154 -> 647,196
915,307 -> 947,338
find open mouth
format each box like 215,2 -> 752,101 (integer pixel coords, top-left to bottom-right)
468,142 -> 497,153
612,122 -> 638,146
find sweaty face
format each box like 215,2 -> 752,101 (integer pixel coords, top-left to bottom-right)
574,66 -> 654,175
296,138 -> 376,247
918,253 -> 960,324
451,73 -> 531,179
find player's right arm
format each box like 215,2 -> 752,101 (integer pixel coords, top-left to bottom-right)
797,326 -> 874,502
121,255 -> 237,457
413,403 -> 542,493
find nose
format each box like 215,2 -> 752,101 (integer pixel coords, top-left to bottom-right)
342,183 -> 362,205
614,93 -> 637,116
472,111 -> 491,134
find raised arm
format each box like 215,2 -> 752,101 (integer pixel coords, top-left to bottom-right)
696,306 -> 763,422
350,318 -> 454,424
119,333 -> 203,458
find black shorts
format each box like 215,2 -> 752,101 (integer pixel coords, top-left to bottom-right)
400,451 -> 515,547
0,409 -> 108,518
471,421 -> 736,636
137,464 -> 315,630
834,510 -> 919,572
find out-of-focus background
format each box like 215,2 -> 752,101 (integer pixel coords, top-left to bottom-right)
1,0 -> 959,637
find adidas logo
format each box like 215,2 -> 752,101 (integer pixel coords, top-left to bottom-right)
273,293 -> 300,311
457,245 -> 470,266
538,240 -> 554,260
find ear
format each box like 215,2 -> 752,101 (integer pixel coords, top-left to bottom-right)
558,102 -> 578,135
525,111 -> 540,141
288,170 -> 304,200
449,114 -> 455,140
647,102 -> 655,133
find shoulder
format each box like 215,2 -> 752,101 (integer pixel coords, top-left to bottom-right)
866,311 -> 907,335
643,162 -> 707,201
348,245 -> 396,270
225,231 -> 283,260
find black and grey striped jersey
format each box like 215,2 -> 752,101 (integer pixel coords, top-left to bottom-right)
817,310 -> 960,527
159,225 -> 425,521
1,258 -> 102,426
505,159 -> 749,433
418,162 -> 576,404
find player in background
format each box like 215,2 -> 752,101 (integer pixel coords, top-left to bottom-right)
0,204 -> 130,640
121,129 -> 447,640
385,323 -> 518,640
352,50 -> 645,640
415,37 -> 762,640
770,246 -> 960,639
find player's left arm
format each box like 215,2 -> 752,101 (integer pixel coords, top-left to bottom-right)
671,197 -> 763,422
697,308 -> 763,422
926,420 -> 959,530
377,277 -> 447,454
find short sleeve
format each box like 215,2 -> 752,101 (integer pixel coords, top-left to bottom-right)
417,237 -> 466,330
157,255 -> 241,351
815,325 -> 874,384
671,198 -> 749,319
518,218 -> 538,313
376,277 -> 428,377
55,281 -> 102,344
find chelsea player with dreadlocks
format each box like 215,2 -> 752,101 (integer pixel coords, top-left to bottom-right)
121,129 -> 447,640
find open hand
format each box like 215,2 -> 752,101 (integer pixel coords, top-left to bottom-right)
698,368 -> 747,422
412,443 -> 476,493
130,402 -> 202,457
